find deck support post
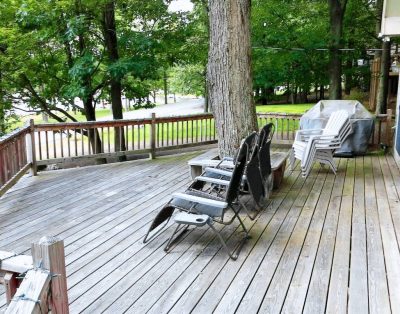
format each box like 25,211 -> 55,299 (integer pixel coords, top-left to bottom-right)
26,119 -> 37,176
31,236 -> 69,313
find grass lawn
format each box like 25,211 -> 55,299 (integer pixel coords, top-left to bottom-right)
256,103 -> 313,114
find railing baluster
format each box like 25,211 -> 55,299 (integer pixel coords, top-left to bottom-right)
170,121 -> 173,146
94,127 -> 98,154
107,126 -> 111,153
101,127 -> 104,153
60,128 -> 64,158
88,128 -> 92,155
74,129 -> 78,156
131,124 -> 135,150
53,130 -> 57,159
138,124 -> 141,149
67,129 -> 71,157
143,124 -> 146,148
119,126 -> 123,152
125,125 -> 129,150
180,121 -> 183,145
157,123 -> 160,147
177,121 -> 179,145
81,128 -> 84,156
38,131 -> 42,160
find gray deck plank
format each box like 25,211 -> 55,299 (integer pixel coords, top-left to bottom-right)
280,166 -> 335,314
364,156 -> 391,314
347,157 -> 368,314
374,156 -> 400,313
232,166 -> 322,314
302,159 -> 347,314
1,152 -> 400,314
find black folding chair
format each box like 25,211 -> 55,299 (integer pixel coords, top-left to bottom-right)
144,134 -> 252,260
258,123 -> 275,199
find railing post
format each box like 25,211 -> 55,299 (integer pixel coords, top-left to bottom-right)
4,272 -> 18,305
150,113 -> 156,159
386,109 -> 393,146
31,236 -> 69,314
26,119 -> 37,176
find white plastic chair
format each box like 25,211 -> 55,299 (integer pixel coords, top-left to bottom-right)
290,110 -> 352,177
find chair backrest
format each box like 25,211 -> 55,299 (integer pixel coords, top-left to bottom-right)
233,131 -> 257,164
245,143 -> 265,205
322,110 -> 350,136
259,123 -> 274,180
225,133 -> 255,205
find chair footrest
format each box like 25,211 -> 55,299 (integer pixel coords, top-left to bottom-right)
174,212 -> 210,226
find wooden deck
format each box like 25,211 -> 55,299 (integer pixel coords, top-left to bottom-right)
1,150 -> 400,313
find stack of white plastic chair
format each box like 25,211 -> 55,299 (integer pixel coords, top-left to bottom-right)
290,110 -> 352,177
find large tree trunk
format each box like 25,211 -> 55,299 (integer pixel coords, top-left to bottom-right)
207,0 -> 257,157
102,0 -> 126,155
376,40 -> 391,114
83,94 -> 103,154
328,0 -> 347,100
374,0 -> 384,60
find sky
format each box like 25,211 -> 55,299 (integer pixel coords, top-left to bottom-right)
168,0 -> 194,12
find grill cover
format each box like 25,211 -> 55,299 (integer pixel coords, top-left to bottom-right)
300,100 -> 374,156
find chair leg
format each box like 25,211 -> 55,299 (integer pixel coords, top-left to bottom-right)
239,198 -> 258,220
327,160 -> 337,175
207,214 -> 249,260
289,148 -> 296,171
164,223 -> 190,252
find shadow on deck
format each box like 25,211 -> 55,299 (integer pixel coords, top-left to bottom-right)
1,150 -> 400,313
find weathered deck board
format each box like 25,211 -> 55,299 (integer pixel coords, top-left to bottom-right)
1,152 -> 400,314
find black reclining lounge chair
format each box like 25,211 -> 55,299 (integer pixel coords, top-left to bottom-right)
144,133 -> 254,259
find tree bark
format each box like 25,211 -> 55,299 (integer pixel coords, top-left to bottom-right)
207,0 -> 257,157
328,0 -> 347,100
102,0 -> 126,155
261,87 -> 267,106
376,40 -> 391,114
374,0 -> 384,59
320,85 -> 325,100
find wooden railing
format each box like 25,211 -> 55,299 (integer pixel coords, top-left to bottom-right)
257,113 -> 301,144
0,236 -> 68,313
33,113 -> 216,166
0,110 -> 394,196
0,120 -> 36,197
257,110 -> 394,147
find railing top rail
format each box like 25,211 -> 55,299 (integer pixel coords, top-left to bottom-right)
34,113 -> 215,131
155,113 -> 213,123
35,118 -> 153,131
0,125 -> 31,148
257,112 -> 302,118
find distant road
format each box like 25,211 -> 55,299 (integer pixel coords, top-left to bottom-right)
100,97 -> 205,121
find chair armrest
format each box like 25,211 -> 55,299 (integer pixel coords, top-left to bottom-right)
172,192 -> 228,209
195,176 -> 230,186
296,129 -> 323,141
